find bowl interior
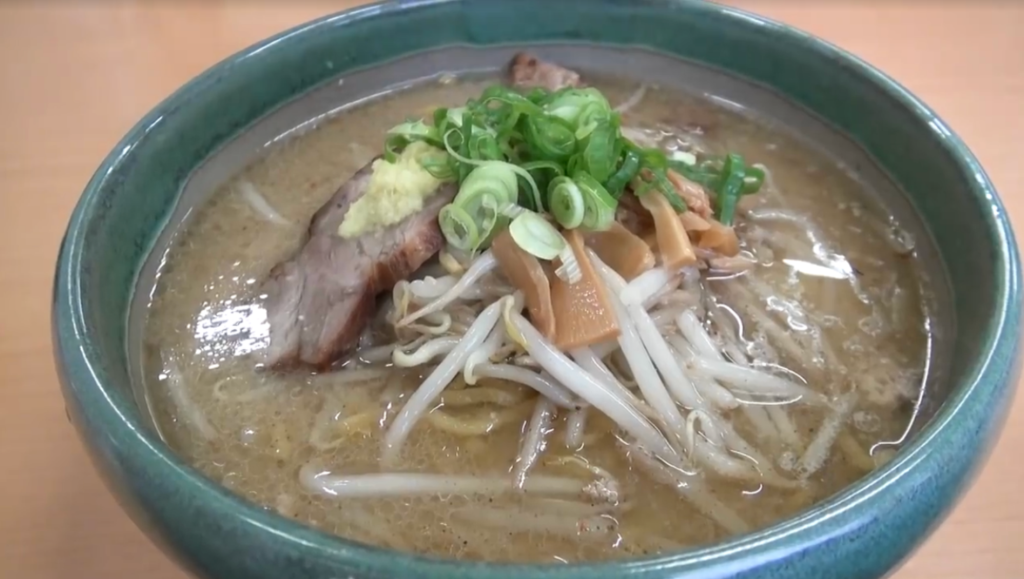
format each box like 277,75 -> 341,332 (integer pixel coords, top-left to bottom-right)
127,42 -> 957,445
55,2 -> 1019,578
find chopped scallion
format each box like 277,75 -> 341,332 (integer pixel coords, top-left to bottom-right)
508,211 -> 566,261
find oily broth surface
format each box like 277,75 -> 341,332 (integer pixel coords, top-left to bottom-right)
141,77 -> 930,562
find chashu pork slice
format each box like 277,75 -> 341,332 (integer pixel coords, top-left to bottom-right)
261,161 -> 456,370
509,53 -> 582,92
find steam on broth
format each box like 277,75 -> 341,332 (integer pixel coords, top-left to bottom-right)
140,55 -> 934,563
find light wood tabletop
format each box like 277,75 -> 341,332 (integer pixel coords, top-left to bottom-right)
1,1 -> 1020,577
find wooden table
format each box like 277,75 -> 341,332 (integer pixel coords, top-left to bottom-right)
0,1 -> 1020,577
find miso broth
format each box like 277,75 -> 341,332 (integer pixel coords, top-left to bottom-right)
136,59 -> 939,563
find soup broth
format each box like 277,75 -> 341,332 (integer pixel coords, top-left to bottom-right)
138,67 -> 936,562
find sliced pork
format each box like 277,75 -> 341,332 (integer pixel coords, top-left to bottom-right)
615,193 -> 654,236
509,53 -> 581,92
261,161 -> 456,369
667,170 -> 713,220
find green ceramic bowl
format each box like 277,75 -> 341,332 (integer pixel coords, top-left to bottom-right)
53,1 -> 1021,578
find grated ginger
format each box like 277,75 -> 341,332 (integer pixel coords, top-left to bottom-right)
338,141 -> 446,238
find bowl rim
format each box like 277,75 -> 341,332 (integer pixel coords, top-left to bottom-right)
54,0 -> 1021,576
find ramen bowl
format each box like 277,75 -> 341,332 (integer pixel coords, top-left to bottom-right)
53,1 -> 1020,578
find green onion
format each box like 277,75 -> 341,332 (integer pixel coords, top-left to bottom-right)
565,153 -> 582,179
633,148 -> 687,212
716,153 -> 746,226
446,107 -> 467,128
523,115 -> 577,161
445,164 -> 521,251
458,117 -> 474,183
525,87 -> 550,104
667,154 -> 764,198
478,85 -> 546,133
580,119 -> 618,182
479,85 -> 545,114
417,151 -> 455,181
438,204 -> 480,252
508,211 -> 566,261
546,172 -> 617,231
507,211 -> 582,284
520,160 -> 565,210
433,107 -> 451,131
519,160 -> 565,178
542,88 -> 611,128
668,158 -> 719,189
665,151 -> 763,223
656,176 -> 688,212
388,82 -> 769,251
469,131 -> 503,161
572,171 -> 618,230
548,176 -> 585,229
574,102 -> 610,140
500,204 -> 528,220
459,164 -> 519,205
383,120 -> 441,162
605,149 -> 641,198
443,128 -> 543,211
